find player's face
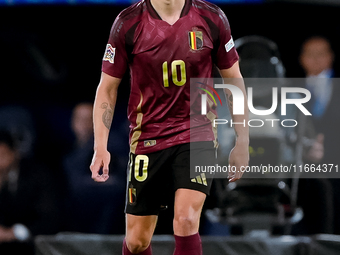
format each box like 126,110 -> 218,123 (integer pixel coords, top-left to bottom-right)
300,38 -> 334,76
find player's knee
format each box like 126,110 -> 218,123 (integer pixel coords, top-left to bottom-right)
173,214 -> 198,231
126,237 -> 150,254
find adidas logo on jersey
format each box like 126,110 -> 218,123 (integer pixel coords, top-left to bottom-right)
191,173 -> 208,186
144,140 -> 156,147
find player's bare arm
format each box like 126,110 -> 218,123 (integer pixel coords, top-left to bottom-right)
220,61 -> 249,182
90,72 -> 121,182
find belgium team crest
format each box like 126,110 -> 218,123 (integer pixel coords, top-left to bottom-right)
188,31 -> 203,50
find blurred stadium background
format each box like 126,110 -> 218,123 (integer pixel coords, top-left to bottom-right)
0,0 -> 340,254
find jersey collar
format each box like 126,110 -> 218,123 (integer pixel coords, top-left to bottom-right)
146,0 -> 192,20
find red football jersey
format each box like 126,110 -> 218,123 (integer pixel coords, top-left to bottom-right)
102,0 -> 239,154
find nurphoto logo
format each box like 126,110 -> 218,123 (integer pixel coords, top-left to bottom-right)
199,83 -> 312,128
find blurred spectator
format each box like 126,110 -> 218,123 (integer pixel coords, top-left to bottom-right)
0,129 -> 62,254
300,36 -> 334,77
299,36 -> 336,163
62,102 -> 126,234
0,105 -> 36,159
292,36 -> 340,235
71,103 -> 94,149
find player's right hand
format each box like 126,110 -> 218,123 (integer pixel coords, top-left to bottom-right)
90,149 -> 111,182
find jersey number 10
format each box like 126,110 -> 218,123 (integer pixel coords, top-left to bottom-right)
162,60 -> 187,87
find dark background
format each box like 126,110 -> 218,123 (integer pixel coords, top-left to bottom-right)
0,1 -> 338,240
1,2 -> 339,100
0,1 -> 339,170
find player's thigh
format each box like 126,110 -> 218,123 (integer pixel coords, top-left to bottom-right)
174,188 -> 206,219
171,142 -> 214,234
173,188 -> 206,235
126,214 -> 157,245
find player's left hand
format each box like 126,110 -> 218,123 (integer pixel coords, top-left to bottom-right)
228,142 -> 249,182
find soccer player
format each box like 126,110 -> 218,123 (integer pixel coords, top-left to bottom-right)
90,0 -> 249,254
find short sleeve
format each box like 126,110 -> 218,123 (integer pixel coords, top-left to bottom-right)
101,15 -> 128,78
214,9 -> 239,70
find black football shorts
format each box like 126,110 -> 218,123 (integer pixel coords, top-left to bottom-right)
125,141 -> 216,216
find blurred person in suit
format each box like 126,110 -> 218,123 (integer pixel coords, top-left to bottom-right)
299,36 -> 340,165
0,129 -> 62,254
299,36 -> 336,164
293,35 -> 340,235
63,102 -> 126,234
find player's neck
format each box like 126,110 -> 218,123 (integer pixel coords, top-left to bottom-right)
150,0 -> 186,25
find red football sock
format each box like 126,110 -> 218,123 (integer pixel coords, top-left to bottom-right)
173,233 -> 202,255
123,239 -> 152,255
